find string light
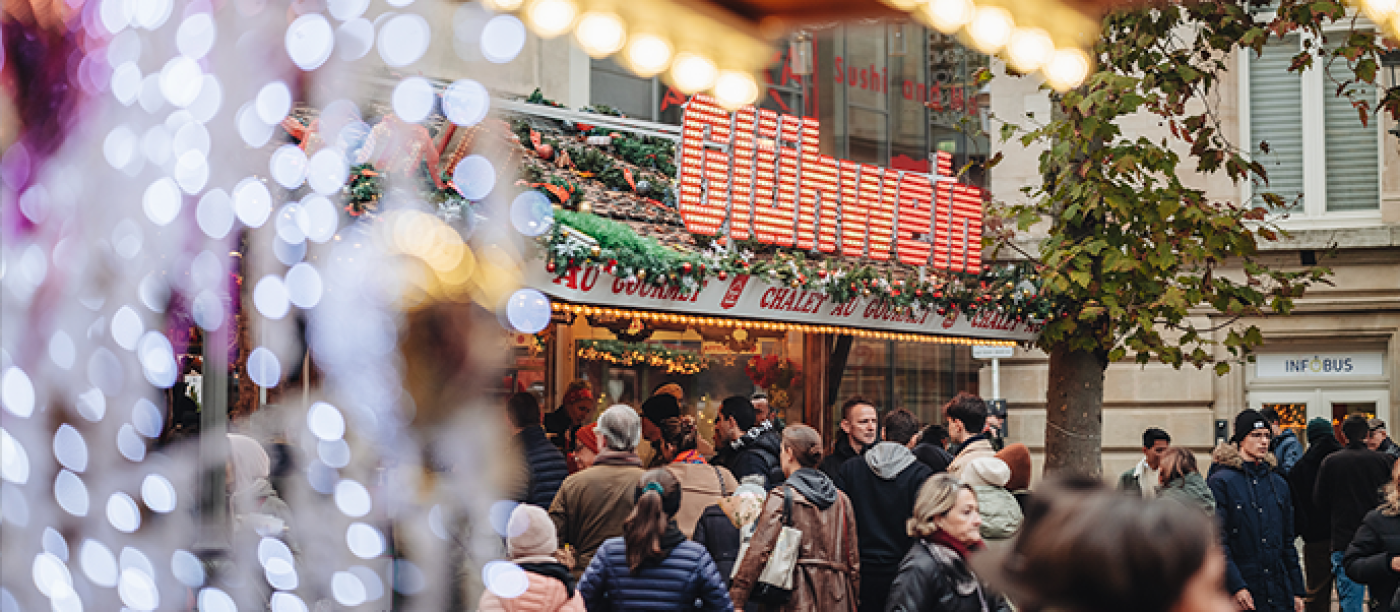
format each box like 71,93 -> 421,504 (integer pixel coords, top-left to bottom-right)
671,53 -> 718,93
549,302 -> 1020,347
574,12 -> 625,57
524,0 -> 577,38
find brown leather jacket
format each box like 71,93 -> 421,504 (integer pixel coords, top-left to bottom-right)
730,486 -> 860,612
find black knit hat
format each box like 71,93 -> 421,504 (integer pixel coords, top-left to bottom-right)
640,394 -> 680,426
1231,409 -> 1270,443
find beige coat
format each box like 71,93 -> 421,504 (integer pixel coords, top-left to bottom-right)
665,462 -> 739,538
478,572 -> 585,612
947,439 -> 997,480
730,487 -> 860,612
549,458 -> 644,576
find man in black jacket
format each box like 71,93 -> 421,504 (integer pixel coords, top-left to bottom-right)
715,396 -> 783,489
837,408 -> 933,612
819,396 -> 880,484
508,392 -> 570,509
1289,417 -> 1342,612
1316,414 -> 1396,612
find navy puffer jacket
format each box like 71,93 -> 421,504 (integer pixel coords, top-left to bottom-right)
579,537 -> 732,611
519,426 -> 570,509
1207,442 -> 1305,612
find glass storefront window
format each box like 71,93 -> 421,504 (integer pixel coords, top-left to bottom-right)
833,340 -> 979,429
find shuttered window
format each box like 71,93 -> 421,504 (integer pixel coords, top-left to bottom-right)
1247,34 -> 1381,216
1249,36 -> 1305,212
1322,53 -> 1379,212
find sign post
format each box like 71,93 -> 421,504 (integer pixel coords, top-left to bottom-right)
973,344 -> 1015,404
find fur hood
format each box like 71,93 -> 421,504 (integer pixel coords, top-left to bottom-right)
1211,441 -> 1278,471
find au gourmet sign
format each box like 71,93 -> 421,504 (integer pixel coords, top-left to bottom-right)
677,94 -> 985,274
530,264 -> 1041,343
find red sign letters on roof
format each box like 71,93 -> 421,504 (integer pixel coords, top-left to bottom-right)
677,94 -> 984,274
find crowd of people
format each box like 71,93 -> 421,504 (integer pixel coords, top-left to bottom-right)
508,381 -> 1385,611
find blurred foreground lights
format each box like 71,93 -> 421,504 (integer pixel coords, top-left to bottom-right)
1,428 -> 29,484
510,191 -> 554,236
392,77 -> 436,123
378,14 -> 432,67
625,34 -> 672,77
967,6 -> 1014,53
506,289 -> 551,334
1,366 -> 35,418
107,492 -> 141,533
1044,47 -> 1091,91
308,402 -> 346,441
347,522 -> 386,558
1006,27 -> 1054,72
271,592 -> 308,612
482,0 -> 524,11
525,0 -> 577,38
1359,0 -> 1398,21
171,550 -> 204,588
247,347 -> 282,388
81,540 -> 118,588
198,588 -> 236,612
922,0 -> 974,33
286,14 -> 335,71
713,71 -> 759,108
575,12 -> 625,57
481,15 -> 527,63
443,80 -> 490,126
671,53 -> 718,93
335,479 -> 372,517
482,561 -> 529,599
141,473 -> 177,513
454,155 -> 496,200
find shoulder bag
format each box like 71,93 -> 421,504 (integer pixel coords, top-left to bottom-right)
750,485 -> 802,605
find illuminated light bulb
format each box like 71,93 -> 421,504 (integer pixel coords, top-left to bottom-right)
1044,47 -> 1091,91
713,71 -> 759,108
526,0 -> 577,38
1006,27 -> 1054,71
967,6 -> 1014,53
483,0 -> 525,10
671,52 -> 718,93
1360,0 -> 1399,20
922,0 -> 974,34
575,12 -> 625,57
626,34 -> 672,78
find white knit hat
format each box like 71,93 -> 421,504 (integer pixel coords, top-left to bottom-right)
963,457 -> 1012,488
507,504 -> 558,564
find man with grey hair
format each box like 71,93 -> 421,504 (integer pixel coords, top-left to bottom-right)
549,405 -> 645,576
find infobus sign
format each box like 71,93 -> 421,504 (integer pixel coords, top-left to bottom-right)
677,94 -> 985,274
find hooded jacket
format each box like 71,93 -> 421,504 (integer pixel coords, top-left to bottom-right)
729,481 -> 861,612
1160,472 -> 1216,516
1288,431 -> 1341,542
971,485 -> 1023,540
517,425 -> 570,509
947,436 -> 997,480
1315,441 -> 1395,552
665,462 -> 739,538
726,422 -> 785,490
1207,442 -> 1306,611
836,442 -> 934,572
1270,429 -> 1303,474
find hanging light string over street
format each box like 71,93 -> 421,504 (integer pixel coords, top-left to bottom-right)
482,0 -> 772,108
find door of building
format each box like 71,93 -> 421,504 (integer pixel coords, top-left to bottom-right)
1249,388 -> 1390,447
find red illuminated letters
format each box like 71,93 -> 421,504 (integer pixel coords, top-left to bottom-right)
677,95 -> 984,273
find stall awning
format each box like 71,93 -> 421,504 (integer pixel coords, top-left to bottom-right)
528,262 -> 1036,345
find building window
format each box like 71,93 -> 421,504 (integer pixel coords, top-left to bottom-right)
1242,34 -> 1382,221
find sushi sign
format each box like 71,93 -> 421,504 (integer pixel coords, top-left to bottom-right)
677,94 -> 986,274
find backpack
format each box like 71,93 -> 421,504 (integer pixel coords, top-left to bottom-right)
749,447 -> 786,490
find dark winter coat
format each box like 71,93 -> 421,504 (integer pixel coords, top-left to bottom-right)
726,423 -> 785,490
1270,429 -> 1303,475
836,443 -> 934,574
1288,433 -> 1341,543
1342,507 -> 1400,612
1207,442 -> 1306,611
517,426 -> 570,509
819,434 -> 863,487
1379,437 -> 1400,460
691,505 -> 740,586
1315,443 -> 1395,551
886,541 -> 1009,612
544,409 -> 580,453
912,442 -> 954,475
578,536 -> 732,612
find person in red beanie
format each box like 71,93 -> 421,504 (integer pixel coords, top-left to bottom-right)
572,423 -> 601,472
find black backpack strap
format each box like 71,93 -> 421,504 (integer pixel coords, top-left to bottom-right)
713,465 -> 727,496
782,484 -> 793,527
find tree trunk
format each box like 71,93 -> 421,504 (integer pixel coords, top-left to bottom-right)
1044,343 -> 1109,477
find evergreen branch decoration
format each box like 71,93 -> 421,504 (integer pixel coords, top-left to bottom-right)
576,339 -> 708,374
541,209 -> 1060,324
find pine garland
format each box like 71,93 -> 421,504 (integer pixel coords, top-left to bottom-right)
576,339 -> 708,374
542,209 -> 1062,323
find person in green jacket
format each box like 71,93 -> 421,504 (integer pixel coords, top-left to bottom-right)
1158,446 -> 1216,516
